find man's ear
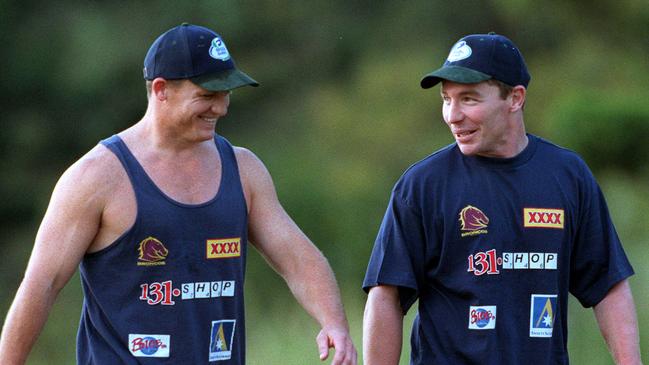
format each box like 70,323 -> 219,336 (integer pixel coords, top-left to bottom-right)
509,85 -> 526,112
151,77 -> 169,101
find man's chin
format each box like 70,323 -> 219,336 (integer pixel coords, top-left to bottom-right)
457,143 -> 478,156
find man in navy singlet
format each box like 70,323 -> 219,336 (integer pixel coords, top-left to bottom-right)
362,33 -> 641,364
0,23 -> 356,364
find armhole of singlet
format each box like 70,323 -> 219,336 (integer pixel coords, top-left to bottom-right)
85,136 -> 140,257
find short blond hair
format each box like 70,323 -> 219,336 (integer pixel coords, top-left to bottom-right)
145,79 -> 185,99
486,79 -> 514,99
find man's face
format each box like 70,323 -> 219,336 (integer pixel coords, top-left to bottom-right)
440,81 -> 515,158
164,80 -> 231,141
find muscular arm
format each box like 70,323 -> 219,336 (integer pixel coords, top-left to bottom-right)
0,149 -> 111,364
236,148 -> 356,365
363,285 -> 403,365
593,279 -> 642,365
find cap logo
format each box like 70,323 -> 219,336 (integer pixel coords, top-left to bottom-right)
209,37 -> 231,61
447,41 -> 472,62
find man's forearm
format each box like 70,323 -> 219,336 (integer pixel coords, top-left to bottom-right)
284,248 -> 348,329
0,280 -> 58,365
363,285 -> 403,365
593,280 -> 642,365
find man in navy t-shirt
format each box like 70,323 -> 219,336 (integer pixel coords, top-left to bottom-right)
362,33 -> 641,364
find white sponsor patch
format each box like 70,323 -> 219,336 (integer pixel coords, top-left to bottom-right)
128,334 -> 170,358
181,280 -> 235,300
468,305 -> 497,330
501,252 -> 557,270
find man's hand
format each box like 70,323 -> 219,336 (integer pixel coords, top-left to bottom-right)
316,325 -> 357,365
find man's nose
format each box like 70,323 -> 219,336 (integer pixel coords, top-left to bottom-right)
445,100 -> 464,124
211,92 -> 230,115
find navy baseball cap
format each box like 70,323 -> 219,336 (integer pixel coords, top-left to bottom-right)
420,33 -> 530,89
143,23 -> 259,91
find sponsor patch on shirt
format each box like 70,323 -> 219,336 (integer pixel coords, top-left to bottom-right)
207,238 -> 241,259
529,294 -> 557,337
128,334 -> 170,357
181,281 -> 235,299
468,306 -> 496,329
467,249 -> 557,275
524,208 -> 564,229
502,252 -> 557,270
459,205 -> 489,237
139,280 -> 236,305
137,236 -> 169,266
209,320 -> 236,362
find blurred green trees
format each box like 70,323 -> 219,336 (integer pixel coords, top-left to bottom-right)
1,1 -> 648,363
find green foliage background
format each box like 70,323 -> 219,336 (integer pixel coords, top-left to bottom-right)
1,1 -> 648,363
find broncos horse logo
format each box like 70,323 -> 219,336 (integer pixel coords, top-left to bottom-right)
137,237 -> 169,265
459,205 -> 489,231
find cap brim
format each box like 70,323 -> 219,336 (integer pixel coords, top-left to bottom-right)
420,66 -> 491,89
191,68 -> 259,91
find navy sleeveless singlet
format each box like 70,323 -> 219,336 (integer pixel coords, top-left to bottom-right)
77,134 -> 248,364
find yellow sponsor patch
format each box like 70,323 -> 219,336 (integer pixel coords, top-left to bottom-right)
207,238 -> 241,259
524,208 -> 564,229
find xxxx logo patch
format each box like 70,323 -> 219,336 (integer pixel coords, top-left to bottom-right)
524,208 -> 564,229
207,238 -> 241,259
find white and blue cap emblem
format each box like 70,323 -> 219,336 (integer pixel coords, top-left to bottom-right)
447,41 -> 472,62
209,37 -> 231,61
420,33 -> 530,89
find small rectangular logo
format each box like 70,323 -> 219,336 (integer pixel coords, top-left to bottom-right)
128,334 -> 170,358
502,252 -> 557,270
207,238 -> 241,259
468,305 -> 497,329
530,294 -> 557,337
181,281 -> 235,300
209,320 -> 236,361
524,208 -> 564,229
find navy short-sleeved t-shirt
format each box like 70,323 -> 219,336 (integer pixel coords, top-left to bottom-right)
363,134 -> 633,365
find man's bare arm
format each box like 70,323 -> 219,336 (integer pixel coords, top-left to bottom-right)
593,279 -> 642,365
236,147 -> 357,365
0,149 -> 113,364
363,285 -> 403,365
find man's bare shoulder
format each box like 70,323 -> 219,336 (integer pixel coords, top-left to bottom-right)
56,143 -> 127,202
232,146 -> 275,183
40,141 -> 133,255
231,146 -> 277,206
233,146 -> 265,170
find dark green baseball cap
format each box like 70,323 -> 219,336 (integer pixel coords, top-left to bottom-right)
421,33 -> 530,89
144,23 -> 259,91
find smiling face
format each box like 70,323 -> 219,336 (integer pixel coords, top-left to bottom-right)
440,80 -> 527,158
163,80 -> 231,142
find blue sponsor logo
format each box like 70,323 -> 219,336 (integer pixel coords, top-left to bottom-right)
529,294 -> 557,337
209,319 -> 236,361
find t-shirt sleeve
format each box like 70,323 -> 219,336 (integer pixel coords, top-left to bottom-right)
362,188 -> 427,314
569,167 -> 634,308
